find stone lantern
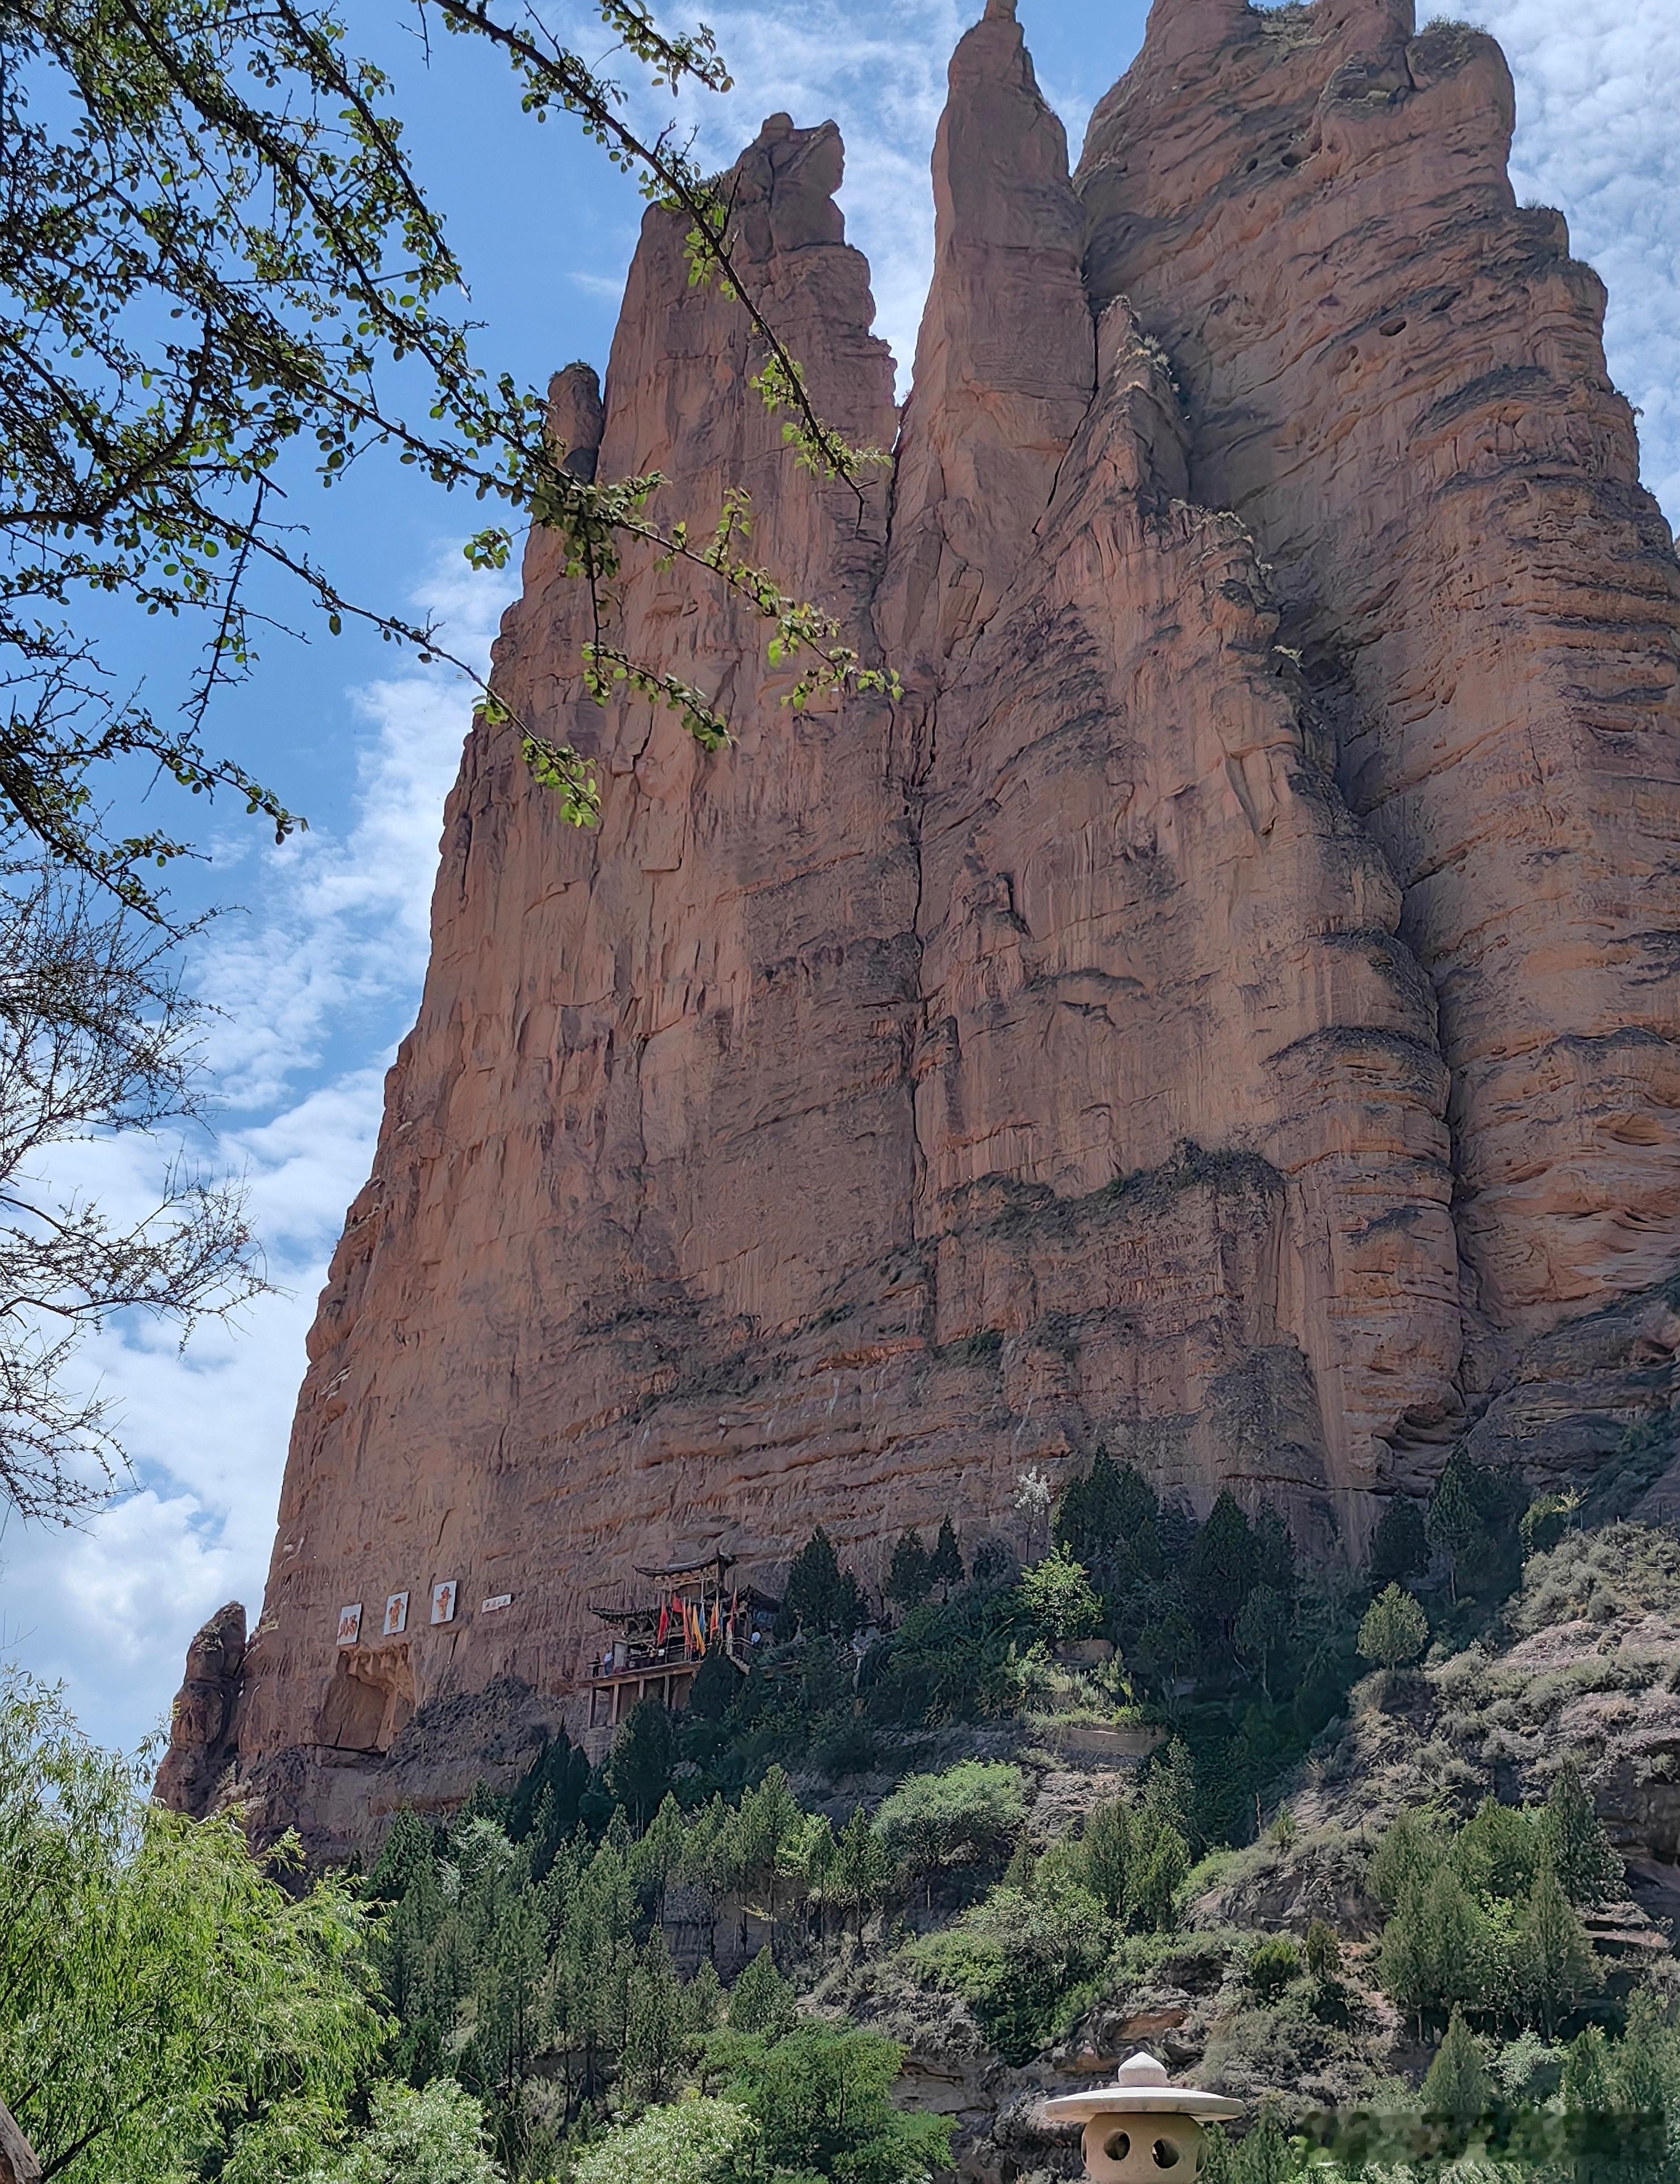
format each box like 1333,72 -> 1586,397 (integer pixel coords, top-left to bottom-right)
1042,2051 -> 1243,2181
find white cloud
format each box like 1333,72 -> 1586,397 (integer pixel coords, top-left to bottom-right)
1480,0 -> 1680,524
0,557 -> 511,1754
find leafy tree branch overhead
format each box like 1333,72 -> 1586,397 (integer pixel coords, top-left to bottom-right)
0,0 -> 892,918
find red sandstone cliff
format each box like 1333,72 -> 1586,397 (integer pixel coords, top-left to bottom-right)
162,0 -> 1680,1850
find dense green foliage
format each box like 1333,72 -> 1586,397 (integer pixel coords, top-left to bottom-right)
0,1673 -> 385,2183
1369,1774 -> 1618,2035
9,1470 -> 1671,2184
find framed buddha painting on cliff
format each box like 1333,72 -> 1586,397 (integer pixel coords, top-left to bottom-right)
335,1603 -> 362,1646
430,1580 -> 457,1625
383,1591 -> 409,1637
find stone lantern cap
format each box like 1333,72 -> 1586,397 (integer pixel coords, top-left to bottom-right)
1041,2052 -> 1245,2124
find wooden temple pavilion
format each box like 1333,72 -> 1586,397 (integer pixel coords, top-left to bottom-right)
584,1550 -> 780,1729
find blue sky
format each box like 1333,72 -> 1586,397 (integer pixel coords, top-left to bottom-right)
3,0 -> 1677,1755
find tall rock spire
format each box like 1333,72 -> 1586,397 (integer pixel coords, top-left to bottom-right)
1080,0 -> 1680,1357
876,0 -> 1093,681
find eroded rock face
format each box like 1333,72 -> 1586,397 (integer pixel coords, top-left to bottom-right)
1079,0 -> 1680,1349
163,0 -> 1680,1851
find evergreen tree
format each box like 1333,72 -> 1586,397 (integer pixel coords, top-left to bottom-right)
1185,1491 -> 1259,1638
605,1701 -> 675,1832
1368,1807 -> 1445,1913
1421,2006 -> 1496,2123
886,1530 -> 932,1612
1378,1863 -> 1490,2026
1144,1737 -> 1201,1854
632,1794 -> 687,1920
1304,1920 -> 1343,1980
831,1809 -> 891,1942
622,1929 -> 691,2103
1357,1583 -> 1430,1670
366,1808 -> 438,1904
1543,1763 -> 1623,1908
1053,1448 -> 1164,1578
778,1528 -> 869,1638
1230,2109 -> 1293,2184
1234,1584 -> 1291,1696
505,1731 -> 590,1861
686,1643 -> 738,1724
1427,1454 -> 1490,1603
1132,1826 -> 1190,1933
927,1517 -> 965,1599
1454,1797 -> 1542,1903
1611,1988 -> 1679,2184
1080,1799 -> 1135,1921
686,1959 -> 726,2037
728,1946 -> 797,2039
1134,1611 -> 1196,1706
1368,1495 -> 1430,1586
1517,1858 -> 1598,2036
1562,2019 -> 1620,2181
1253,1504 -> 1297,1600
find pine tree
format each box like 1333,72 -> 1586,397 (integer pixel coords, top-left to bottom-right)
632,1793 -> 687,1919
1253,1504 -> 1297,1600
1517,1857 -> 1598,2036
1304,1920 -> 1343,1980
1611,1988 -> 1678,2183
1543,1763 -> 1623,1908
366,1808 -> 438,1904
778,1528 -> 869,1638
1368,1495 -> 1430,1586
1186,1491 -> 1259,1637
728,1945 -> 797,2038
1357,1583 -> 1430,1670
831,1808 -> 891,1943
604,1699 -> 674,1831
1144,1737 -> 1200,1852
622,1929 -> 691,2102
927,1516 -> 965,1599
1421,2006 -> 1496,2123
1368,1807 -> 1446,1913
687,1642 -> 738,1723
1426,1456 -> 1489,1603
1234,1583 -> 1290,1696
885,1529 -> 932,1612
1132,1825 -> 1190,1933
1232,2109 -> 1293,2183
684,1959 -> 725,2038
1080,1799 -> 1135,1921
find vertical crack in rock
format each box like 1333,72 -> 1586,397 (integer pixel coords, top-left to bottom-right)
163,0 -> 1680,1853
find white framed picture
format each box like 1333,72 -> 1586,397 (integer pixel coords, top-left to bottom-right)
430,1579 -> 457,1626
335,1603 -> 363,1647
383,1591 -> 409,1637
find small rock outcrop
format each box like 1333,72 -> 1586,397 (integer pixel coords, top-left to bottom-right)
161,0 -> 1680,1853
153,1600 -> 246,1818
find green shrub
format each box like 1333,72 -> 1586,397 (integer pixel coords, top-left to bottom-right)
875,1762 -> 1027,1899
1016,1545 -> 1103,1642
909,1875 -> 1108,2065
1243,1935 -> 1304,2002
